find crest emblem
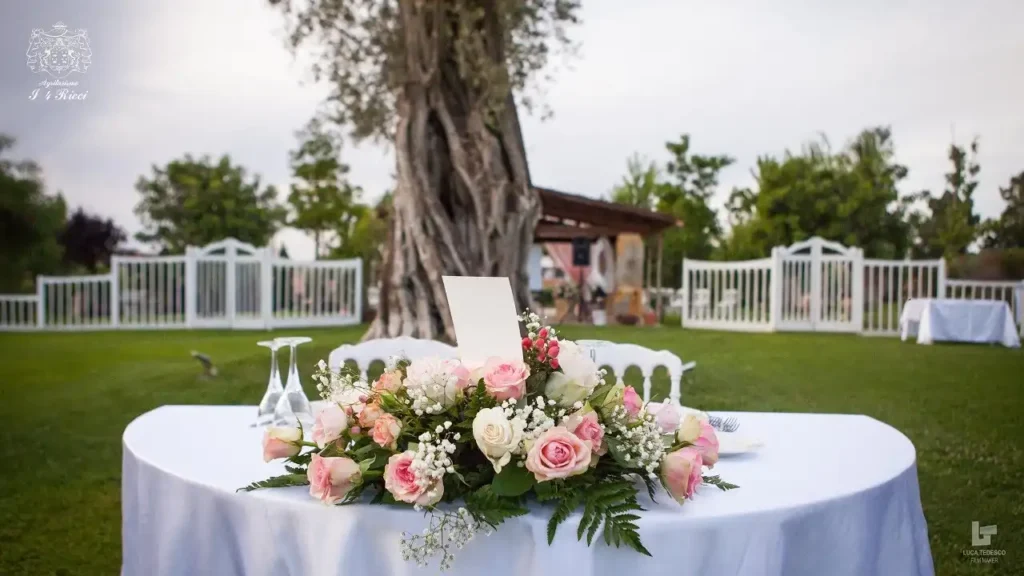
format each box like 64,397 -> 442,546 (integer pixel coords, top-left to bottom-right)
26,22 -> 92,79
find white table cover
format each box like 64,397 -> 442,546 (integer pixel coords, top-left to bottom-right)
122,406 -> 934,576
900,298 -> 1020,347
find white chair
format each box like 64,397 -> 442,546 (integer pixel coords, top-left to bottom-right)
692,288 -> 711,317
716,289 -> 739,318
327,337 -> 458,380
575,340 -> 693,405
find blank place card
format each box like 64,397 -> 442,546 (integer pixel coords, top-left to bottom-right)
441,276 -> 523,367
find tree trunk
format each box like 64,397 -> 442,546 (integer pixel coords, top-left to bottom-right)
363,2 -> 539,342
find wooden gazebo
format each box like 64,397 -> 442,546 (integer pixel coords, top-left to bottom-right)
532,186 -> 681,320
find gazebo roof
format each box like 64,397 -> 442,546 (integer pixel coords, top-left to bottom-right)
534,187 -> 680,243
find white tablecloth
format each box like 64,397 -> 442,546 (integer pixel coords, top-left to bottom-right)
122,406 -> 934,576
900,298 -> 1020,347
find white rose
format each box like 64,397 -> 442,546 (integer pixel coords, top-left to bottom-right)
545,341 -> 601,407
472,407 -> 524,473
331,387 -> 366,415
404,357 -> 470,407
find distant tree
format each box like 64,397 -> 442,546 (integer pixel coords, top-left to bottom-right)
59,208 -> 126,272
721,127 -> 912,258
288,118 -> 365,259
609,154 -> 660,209
133,154 -> 286,253
0,134 -> 66,292
278,244 -> 290,259
907,139 -> 981,258
980,171 -> 1024,249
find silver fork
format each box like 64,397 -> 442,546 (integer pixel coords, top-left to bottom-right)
709,415 -> 740,433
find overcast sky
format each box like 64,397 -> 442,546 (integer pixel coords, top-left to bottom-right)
3,0 -> 1022,259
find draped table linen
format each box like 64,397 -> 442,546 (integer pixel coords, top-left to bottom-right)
900,298 -> 1020,347
122,406 -> 934,576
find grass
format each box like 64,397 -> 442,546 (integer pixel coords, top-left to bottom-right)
0,326 -> 1022,575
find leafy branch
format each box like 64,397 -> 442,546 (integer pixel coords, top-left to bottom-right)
703,475 -> 739,491
237,473 -> 308,493
464,485 -> 528,528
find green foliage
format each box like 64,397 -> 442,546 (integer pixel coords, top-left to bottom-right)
133,154 -> 286,253
980,171 -> 1024,250
237,473 -> 308,492
907,139 -> 982,259
0,134 -> 67,292
288,117 -> 366,259
721,127 -> 911,259
490,463 -> 535,497
702,475 -> 739,491
464,486 -> 528,527
59,208 -> 126,273
543,475 -> 649,556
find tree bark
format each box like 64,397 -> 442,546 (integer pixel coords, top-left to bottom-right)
363,1 -> 539,342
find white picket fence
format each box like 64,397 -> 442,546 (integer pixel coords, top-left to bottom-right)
681,237 -> 1024,336
0,238 -> 363,332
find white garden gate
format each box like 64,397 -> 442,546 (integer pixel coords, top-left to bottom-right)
188,238 -> 265,329
774,238 -> 863,333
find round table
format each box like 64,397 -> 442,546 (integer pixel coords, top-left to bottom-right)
122,406 -> 934,576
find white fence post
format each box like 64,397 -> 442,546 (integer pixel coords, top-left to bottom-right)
261,248 -> 273,329
226,243 -> 237,328
680,258 -> 690,327
851,248 -> 864,332
354,257 -> 364,323
936,258 -> 948,300
769,248 -> 782,330
110,257 -> 121,327
36,276 -> 45,328
185,247 -> 197,328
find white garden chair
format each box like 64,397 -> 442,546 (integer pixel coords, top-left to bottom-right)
692,288 -> 711,317
574,340 -> 693,405
716,288 -> 739,318
327,337 -> 458,380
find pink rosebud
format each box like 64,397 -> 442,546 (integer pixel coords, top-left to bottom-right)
525,426 -> 592,481
623,386 -> 642,419
562,410 -> 606,458
384,451 -> 444,506
349,426 -> 361,435
358,394 -> 368,403
547,344 -> 560,359
307,454 -> 362,504
261,427 -> 301,462
358,401 -> 384,428
482,357 -> 530,401
661,446 -> 703,503
550,358 -> 560,369
538,327 -> 549,339
371,413 -> 402,450
522,337 -> 533,349
534,338 -> 545,349
537,351 -> 547,363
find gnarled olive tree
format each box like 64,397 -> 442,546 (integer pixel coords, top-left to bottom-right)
269,0 -> 580,341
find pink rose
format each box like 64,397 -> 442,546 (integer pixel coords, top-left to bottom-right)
307,454 -> 362,504
371,413 -> 402,450
525,426 -> 592,482
693,421 -> 720,467
622,386 -> 642,419
262,426 -> 301,462
482,357 -> 530,401
384,451 -> 445,506
373,370 -> 403,393
358,402 -> 384,428
561,410 -> 606,456
661,446 -> 703,503
311,404 -> 349,449
646,402 -> 682,434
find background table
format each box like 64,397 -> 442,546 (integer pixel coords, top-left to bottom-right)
122,406 -> 934,576
900,298 -> 1020,347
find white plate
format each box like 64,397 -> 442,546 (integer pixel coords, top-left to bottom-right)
717,432 -> 763,456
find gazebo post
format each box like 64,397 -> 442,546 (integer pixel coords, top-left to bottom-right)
655,234 -> 664,322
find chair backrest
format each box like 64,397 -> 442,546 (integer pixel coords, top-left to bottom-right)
328,337 -> 458,380
574,339 -> 689,405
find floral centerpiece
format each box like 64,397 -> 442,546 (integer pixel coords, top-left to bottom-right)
246,311 -> 736,569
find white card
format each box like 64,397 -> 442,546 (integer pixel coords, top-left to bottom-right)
442,276 -> 523,367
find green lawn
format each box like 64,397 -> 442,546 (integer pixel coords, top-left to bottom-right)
0,326 -> 1021,575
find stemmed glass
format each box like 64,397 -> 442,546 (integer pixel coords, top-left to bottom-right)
254,340 -> 284,427
272,336 -> 314,426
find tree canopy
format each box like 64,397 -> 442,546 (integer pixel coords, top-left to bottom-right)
0,135 -> 66,292
906,140 -> 982,259
133,154 -> 287,253
981,171 -> 1024,249
59,208 -> 126,273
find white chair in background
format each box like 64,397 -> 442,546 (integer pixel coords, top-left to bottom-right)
692,288 -> 711,317
717,288 -> 739,319
327,337 -> 458,380
575,339 -> 692,405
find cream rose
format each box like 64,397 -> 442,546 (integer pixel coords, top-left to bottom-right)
261,426 -> 302,462
544,341 -> 601,407
311,404 -> 349,449
472,407 -> 524,473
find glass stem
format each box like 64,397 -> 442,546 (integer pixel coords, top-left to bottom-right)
289,345 -> 298,385
270,349 -> 279,384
